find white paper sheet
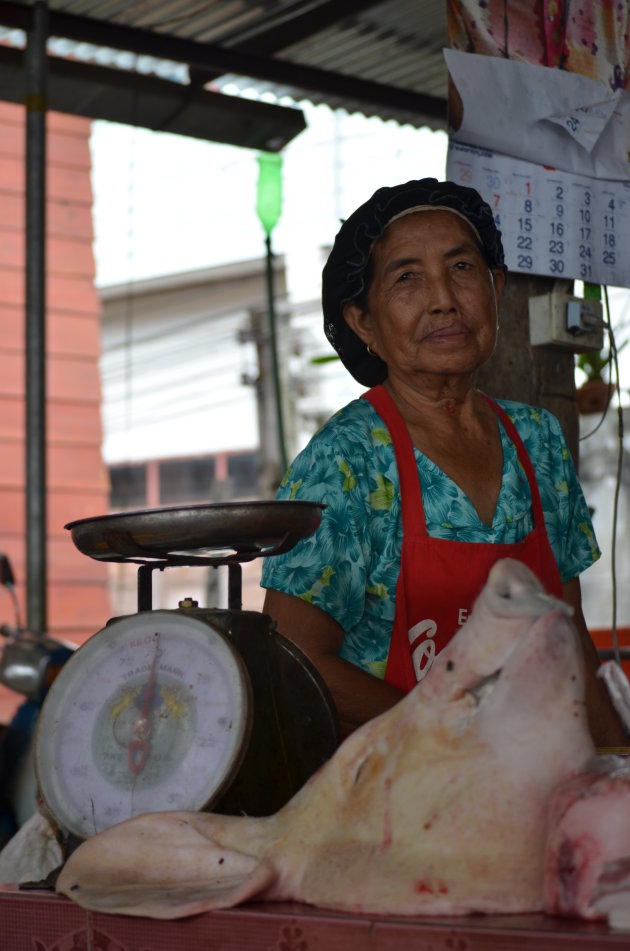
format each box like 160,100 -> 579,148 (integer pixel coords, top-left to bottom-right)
444,50 -> 630,182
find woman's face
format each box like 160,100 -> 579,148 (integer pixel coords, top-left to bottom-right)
343,209 -> 505,385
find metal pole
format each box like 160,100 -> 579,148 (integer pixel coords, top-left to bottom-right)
25,1 -> 49,636
228,563 -> 242,612
264,234 -> 288,476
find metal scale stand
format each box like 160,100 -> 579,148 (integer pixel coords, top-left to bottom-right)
33,502 -> 340,842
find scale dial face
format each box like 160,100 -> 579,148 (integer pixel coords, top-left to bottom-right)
34,611 -> 251,840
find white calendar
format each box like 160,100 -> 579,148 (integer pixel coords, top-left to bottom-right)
446,141 -> 630,289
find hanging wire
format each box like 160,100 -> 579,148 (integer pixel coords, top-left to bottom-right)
578,359 -> 614,441
118,76 -> 140,507
577,287 -> 624,665
604,286 -> 624,667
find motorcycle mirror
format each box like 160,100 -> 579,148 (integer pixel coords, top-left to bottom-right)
0,553 -> 23,632
0,553 -> 16,589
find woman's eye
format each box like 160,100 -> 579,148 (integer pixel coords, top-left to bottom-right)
397,271 -> 412,282
454,260 -> 472,271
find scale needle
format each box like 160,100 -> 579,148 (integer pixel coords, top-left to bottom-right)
128,632 -> 160,775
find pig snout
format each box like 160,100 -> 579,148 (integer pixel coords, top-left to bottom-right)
425,561 -> 576,706
484,559 -> 570,622
535,610 -> 579,662
503,609 -> 582,686
477,609 -> 586,724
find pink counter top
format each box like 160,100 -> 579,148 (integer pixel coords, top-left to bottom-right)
2,884 -> 630,951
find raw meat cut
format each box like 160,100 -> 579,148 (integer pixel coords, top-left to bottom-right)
544,755 -> 630,922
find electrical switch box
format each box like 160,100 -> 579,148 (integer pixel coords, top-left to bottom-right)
528,292 -> 604,352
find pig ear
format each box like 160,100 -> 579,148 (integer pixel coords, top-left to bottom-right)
58,849 -> 276,919
56,812 -> 277,919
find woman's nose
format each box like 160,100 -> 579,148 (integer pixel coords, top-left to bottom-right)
425,272 -> 456,312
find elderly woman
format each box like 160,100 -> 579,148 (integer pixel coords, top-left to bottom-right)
261,178 -> 624,745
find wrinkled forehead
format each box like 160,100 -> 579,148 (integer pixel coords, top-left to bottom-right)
385,204 -> 484,245
369,205 -> 488,269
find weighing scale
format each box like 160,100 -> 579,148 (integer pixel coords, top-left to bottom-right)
33,501 -> 340,842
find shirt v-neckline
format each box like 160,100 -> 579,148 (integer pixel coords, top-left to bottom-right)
410,417 -> 510,530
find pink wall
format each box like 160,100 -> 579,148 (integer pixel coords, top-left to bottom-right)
0,102 -> 111,721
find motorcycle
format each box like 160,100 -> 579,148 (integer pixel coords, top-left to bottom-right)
0,554 -> 75,848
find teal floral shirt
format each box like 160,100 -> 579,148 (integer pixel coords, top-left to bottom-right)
261,396 -> 599,678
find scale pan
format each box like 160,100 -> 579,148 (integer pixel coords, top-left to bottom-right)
65,501 -> 325,562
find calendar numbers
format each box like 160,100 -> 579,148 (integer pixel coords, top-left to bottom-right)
446,141 -> 630,288
547,178 -> 565,276
601,193 -> 617,273
575,186 -> 594,280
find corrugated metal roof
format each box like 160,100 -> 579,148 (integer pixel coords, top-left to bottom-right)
0,0 -> 448,133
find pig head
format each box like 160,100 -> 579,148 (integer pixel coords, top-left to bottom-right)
56,558 -> 595,919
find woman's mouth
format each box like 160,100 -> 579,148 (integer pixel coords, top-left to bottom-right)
424,324 -> 469,342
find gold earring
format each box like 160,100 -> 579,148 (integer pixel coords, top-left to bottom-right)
366,344 -> 377,357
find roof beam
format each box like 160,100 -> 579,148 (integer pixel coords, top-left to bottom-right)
214,0 -> 389,54
0,44 -> 306,150
0,2 -> 446,125
189,0 -> 388,88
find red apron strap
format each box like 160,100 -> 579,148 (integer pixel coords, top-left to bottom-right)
363,385 -> 427,536
480,394 -> 547,530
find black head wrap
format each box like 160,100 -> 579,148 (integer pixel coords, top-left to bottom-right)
322,178 -> 507,386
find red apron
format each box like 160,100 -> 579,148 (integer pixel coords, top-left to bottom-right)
363,385 -> 563,693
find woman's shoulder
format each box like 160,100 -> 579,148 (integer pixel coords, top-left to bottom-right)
280,396 -> 388,488
492,397 -> 576,492
318,395 -> 381,433
492,397 -> 565,442
301,396 -> 389,455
